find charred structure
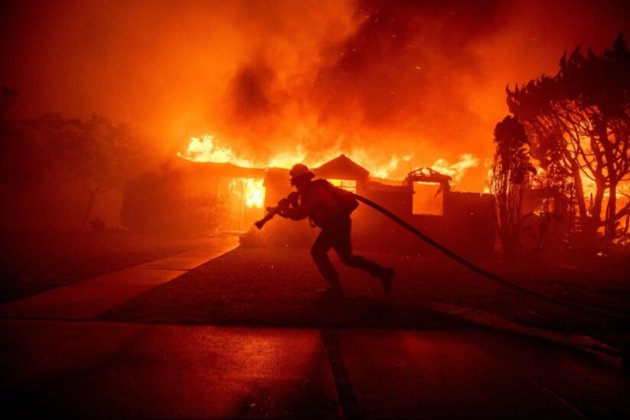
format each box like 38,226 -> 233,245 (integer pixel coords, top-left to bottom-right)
133,154 -> 495,256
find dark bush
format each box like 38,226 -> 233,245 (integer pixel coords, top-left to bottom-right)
121,165 -> 227,235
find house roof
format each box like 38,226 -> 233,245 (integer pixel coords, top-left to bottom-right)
313,154 -> 370,181
406,167 -> 452,183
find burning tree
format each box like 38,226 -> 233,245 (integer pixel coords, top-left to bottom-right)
507,34 -> 630,248
489,116 -> 534,257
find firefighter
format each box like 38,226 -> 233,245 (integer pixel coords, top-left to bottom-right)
278,163 -> 394,298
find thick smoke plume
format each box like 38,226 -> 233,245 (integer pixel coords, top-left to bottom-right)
2,0 -> 629,189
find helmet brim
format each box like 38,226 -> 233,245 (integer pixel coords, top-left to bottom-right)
289,172 -> 315,184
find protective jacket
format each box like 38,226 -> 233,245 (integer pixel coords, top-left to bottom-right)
284,180 -> 351,227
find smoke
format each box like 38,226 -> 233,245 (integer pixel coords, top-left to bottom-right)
217,0 -> 630,188
214,0 -> 505,173
2,0 -> 629,190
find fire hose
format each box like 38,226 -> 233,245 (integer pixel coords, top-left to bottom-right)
354,194 -> 630,323
255,192 -> 630,323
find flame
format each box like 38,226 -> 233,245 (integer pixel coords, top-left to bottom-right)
350,150 -> 414,179
229,178 -> 265,208
267,146 -> 308,169
179,134 -> 306,170
179,133 -> 479,187
178,133 -> 415,176
244,179 -> 265,208
430,154 -> 479,185
177,134 -> 255,167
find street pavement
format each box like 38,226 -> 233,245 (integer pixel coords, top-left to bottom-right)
2,320 -> 629,418
1,239 -> 629,418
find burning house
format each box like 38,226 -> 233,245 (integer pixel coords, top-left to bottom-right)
133,153 -> 495,255
268,154 -> 496,256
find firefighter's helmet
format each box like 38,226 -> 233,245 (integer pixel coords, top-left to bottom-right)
289,164 -> 315,184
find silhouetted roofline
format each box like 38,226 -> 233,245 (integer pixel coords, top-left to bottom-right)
313,154 -> 370,180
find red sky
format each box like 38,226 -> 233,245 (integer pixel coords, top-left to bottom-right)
1,0 -> 629,190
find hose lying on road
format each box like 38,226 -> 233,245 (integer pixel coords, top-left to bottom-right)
354,193 -> 630,323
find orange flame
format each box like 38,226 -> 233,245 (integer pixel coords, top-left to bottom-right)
228,178 -> 265,209
177,134 -> 255,167
179,133 -> 479,186
243,179 -> 265,208
429,154 -> 479,185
